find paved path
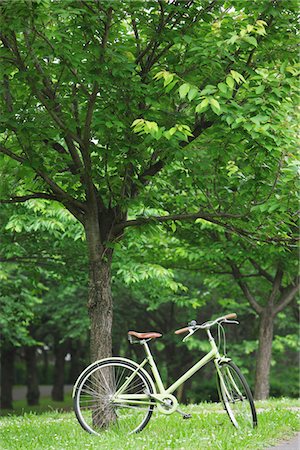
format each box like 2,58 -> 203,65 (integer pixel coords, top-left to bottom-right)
266,433 -> 300,450
10,385 -> 73,401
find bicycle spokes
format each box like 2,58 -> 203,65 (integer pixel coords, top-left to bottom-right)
218,362 -> 257,429
74,360 -> 154,435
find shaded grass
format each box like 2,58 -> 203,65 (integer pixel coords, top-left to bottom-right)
0,392 -> 73,417
0,399 -> 299,449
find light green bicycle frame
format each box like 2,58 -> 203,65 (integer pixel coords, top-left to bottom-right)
115,330 -> 227,408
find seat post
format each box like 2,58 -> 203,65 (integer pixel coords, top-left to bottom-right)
142,340 -> 153,359
142,340 -> 165,393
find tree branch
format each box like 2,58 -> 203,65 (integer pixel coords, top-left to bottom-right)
3,74 -> 13,113
100,6 -> 113,60
273,276 -> 300,315
130,117 -> 214,199
0,142 -> 86,218
117,210 -> 243,232
230,263 -> 263,314
138,0 -> 219,77
252,152 -> 285,206
64,136 -> 83,172
83,82 -> 99,146
249,258 -> 275,285
71,85 -> 82,137
42,138 -> 81,175
268,266 -> 283,304
130,159 -> 164,197
35,170 -> 87,213
0,193 -> 57,204
79,7 -> 112,209
0,143 -> 26,164
4,30 -> 84,146
131,16 -> 141,55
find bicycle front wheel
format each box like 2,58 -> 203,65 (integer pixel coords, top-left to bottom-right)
217,360 -> 257,429
74,359 -> 154,435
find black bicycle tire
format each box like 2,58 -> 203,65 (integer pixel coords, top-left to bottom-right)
216,360 -> 257,428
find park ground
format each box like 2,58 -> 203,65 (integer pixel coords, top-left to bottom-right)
1,397 -> 299,450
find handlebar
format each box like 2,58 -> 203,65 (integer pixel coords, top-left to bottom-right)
174,313 -> 238,337
175,326 -> 190,335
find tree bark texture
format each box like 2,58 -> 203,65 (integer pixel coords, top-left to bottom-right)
84,210 -> 117,427
0,345 -> 15,409
51,340 -> 67,402
88,254 -> 113,362
25,346 -> 40,406
85,213 -> 115,363
254,309 -> 274,400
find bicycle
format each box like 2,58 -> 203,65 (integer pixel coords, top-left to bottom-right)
73,313 -> 257,435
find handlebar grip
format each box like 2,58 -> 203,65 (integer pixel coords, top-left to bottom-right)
175,327 -> 189,335
224,313 -> 237,320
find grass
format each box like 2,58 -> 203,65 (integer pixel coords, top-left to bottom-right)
0,399 -> 299,450
0,393 -> 73,417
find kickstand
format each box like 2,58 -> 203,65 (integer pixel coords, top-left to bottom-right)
176,408 -> 192,420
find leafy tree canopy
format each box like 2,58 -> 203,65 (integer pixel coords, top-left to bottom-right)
0,0 -> 298,244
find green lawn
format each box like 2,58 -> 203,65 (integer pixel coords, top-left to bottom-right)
0,393 -> 73,417
1,399 -> 299,450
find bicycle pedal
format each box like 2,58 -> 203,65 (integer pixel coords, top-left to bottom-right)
183,413 -> 192,420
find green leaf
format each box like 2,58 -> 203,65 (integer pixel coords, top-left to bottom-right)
230,70 -> 246,84
200,85 -> 216,96
227,34 -> 239,45
243,36 -> 258,47
188,87 -> 198,101
226,76 -> 235,89
153,71 -> 164,80
256,85 -> 265,94
163,72 -> 174,87
131,118 -> 144,128
179,83 -> 190,99
210,98 -> 221,111
195,97 -> 209,113
165,79 -> 178,93
218,82 -> 228,94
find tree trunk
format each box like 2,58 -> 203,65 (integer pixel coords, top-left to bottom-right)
0,345 -> 15,409
85,211 -> 114,363
25,346 -> 40,406
88,255 -> 113,362
254,308 -> 274,400
51,340 -> 67,402
69,340 -> 84,384
84,212 -> 116,427
42,347 -> 49,384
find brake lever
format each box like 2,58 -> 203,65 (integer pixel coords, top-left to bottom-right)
223,320 -> 239,325
183,328 -> 196,342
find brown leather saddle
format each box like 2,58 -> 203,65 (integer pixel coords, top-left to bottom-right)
128,331 -> 162,343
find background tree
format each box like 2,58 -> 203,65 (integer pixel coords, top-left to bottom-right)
142,220 -> 299,399
0,201 -> 87,407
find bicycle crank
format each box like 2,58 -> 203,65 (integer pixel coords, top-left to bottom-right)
157,394 -> 178,414
151,393 -> 178,415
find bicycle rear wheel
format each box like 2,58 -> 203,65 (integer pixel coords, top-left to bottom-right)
217,360 -> 257,429
74,359 -> 154,435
